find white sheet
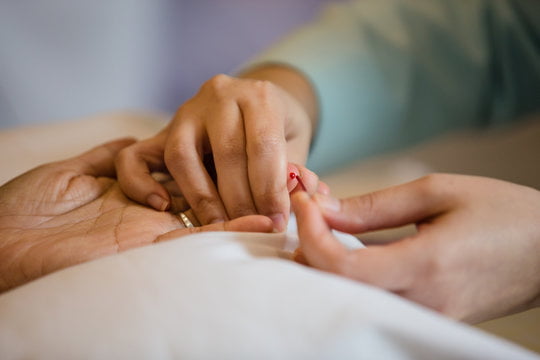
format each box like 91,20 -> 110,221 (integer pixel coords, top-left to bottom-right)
0,219 -> 537,359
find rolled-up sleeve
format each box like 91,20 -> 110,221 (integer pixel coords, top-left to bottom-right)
244,0 -> 540,173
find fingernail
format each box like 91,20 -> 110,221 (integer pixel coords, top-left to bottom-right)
269,213 -> 286,232
313,194 -> 341,213
147,194 -> 169,211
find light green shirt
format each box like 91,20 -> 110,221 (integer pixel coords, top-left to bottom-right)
247,0 -> 540,173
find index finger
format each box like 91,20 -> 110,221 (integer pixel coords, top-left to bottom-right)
315,174 -> 455,234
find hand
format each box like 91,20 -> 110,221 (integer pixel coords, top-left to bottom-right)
292,174 -> 540,323
0,139 -> 273,293
116,65 -> 317,231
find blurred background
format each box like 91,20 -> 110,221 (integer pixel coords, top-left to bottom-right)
0,0 -> 334,129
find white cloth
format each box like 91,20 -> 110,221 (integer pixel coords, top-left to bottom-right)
0,219 -> 537,359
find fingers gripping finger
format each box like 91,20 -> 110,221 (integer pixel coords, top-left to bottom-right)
71,138 -> 136,177
155,215 -> 274,243
291,191 -> 349,274
116,138 -> 171,211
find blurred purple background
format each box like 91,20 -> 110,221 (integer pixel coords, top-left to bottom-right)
159,0 -> 330,111
0,0 -> 335,127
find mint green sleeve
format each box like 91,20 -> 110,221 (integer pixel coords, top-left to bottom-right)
244,0 -> 540,173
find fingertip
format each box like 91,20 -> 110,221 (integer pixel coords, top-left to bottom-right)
287,164 -> 300,192
287,163 -> 320,195
147,193 -> 170,211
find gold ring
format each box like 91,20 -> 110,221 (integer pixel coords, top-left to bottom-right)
179,212 -> 194,228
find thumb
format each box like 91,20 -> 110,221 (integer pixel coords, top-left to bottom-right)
67,138 -> 136,177
312,176 -> 447,234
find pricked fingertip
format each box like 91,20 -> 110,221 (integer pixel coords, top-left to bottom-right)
289,172 -> 308,192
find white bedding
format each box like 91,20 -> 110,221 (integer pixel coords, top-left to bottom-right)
0,220 -> 537,359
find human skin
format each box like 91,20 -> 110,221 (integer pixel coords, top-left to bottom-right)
116,65 -> 318,231
292,174 -> 540,323
0,139 -> 274,293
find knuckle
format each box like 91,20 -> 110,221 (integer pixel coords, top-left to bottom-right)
253,80 -> 274,96
418,173 -> 446,195
361,192 -> 375,214
252,79 -> 276,97
115,147 -> 133,167
163,143 -> 191,168
244,80 -> 281,110
346,194 -> 373,228
204,74 -> 232,96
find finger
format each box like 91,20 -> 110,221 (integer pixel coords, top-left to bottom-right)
155,215 -> 274,243
208,102 -> 257,219
164,115 -> 228,225
116,135 -> 172,211
240,84 -> 289,231
291,191 -> 349,273
287,163 -> 320,195
70,138 -> 136,177
292,191 -> 422,291
313,175 -> 451,234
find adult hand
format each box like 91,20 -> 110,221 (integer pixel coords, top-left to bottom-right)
116,65 -> 318,231
292,174 -> 540,323
0,139 -> 273,293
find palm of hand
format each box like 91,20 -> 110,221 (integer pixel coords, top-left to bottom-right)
0,163 -> 181,292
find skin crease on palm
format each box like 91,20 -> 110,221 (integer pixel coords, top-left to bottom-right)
0,139 -> 274,293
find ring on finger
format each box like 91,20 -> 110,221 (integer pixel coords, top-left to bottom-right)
179,212 -> 194,228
